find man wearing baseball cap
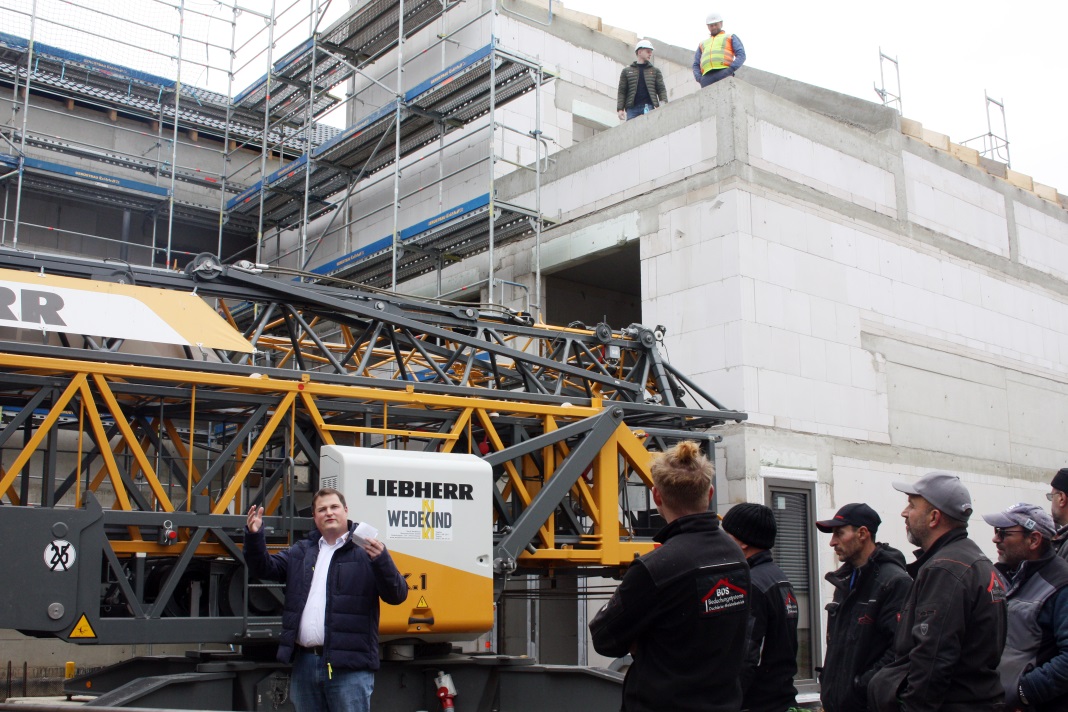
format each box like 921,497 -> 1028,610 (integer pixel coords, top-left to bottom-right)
867,472 -> 1007,712
983,503 -> 1068,711
1048,468 -> 1068,560
815,503 -> 911,712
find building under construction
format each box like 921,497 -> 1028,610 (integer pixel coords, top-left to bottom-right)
1,0 -> 1067,703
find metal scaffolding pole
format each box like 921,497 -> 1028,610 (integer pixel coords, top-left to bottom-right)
390,0 -> 405,291
164,0 -> 187,268
254,0 -> 279,265
11,0 -> 39,249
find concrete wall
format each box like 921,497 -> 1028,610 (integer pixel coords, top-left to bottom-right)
419,49 -> 1068,664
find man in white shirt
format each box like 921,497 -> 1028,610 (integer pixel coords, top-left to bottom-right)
246,488 -> 408,712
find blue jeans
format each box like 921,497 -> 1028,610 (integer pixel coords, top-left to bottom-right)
626,104 -> 654,120
290,649 -> 374,712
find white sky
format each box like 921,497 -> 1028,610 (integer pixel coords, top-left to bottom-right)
563,0 -> 1068,193
6,1 -> 1066,192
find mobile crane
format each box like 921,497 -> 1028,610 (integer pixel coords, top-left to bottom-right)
0,247 -> 745,710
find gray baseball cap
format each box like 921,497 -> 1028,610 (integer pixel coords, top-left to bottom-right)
893,471 -> 973,521
982,503 -> 1056,538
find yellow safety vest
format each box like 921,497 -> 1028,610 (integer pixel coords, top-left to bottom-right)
699,32 -> 734,74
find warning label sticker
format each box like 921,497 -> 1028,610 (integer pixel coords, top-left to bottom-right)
386,498 -> 453,541
69,614 -> 96,639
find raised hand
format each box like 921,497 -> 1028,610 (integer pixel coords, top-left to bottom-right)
247,505 -> 264,533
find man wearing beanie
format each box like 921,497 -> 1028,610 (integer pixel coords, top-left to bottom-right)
1049,468 -> 1068,560
868,471 -> 1007,712
589,441 -> 750,712
722,503 -> 799,712
815,503 -> 911,712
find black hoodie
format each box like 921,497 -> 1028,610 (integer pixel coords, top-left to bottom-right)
819,543 -> 912,712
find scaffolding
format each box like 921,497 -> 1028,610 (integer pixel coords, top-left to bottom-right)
0,0 -> 552,317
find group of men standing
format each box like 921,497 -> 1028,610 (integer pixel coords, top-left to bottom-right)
616,12 -> 746,121
591,452 -> 1068,712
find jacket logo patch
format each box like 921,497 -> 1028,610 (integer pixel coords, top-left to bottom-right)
697,572 -> 748,617
919,622 -> 929,636
857,614 -> 875,625
987,572 -> 1007,603
784,590 -> 799,619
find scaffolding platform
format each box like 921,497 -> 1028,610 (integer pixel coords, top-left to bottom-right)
233,0 -> 461,119
226,43 -> 550,228
0,32 -> 334,152
0,152 -> 256,233
308,193 -> 542,287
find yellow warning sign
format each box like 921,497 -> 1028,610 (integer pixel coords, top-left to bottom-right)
69,614 -> 96,639
416,596 -> 429,609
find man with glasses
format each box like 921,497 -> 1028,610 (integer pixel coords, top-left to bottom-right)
867,471 -> 1007,712
1048,468 -> 1068,560
983,503 -> 1068,711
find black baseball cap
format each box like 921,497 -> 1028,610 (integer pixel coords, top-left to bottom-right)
816,503 -> 882,534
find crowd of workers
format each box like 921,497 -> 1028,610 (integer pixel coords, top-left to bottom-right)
240,449 -> 1068,712
617,12 -> 746,121
590,446 -> 1068,712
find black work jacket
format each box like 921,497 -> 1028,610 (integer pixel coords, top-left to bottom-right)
741,550 -> 799,712
867,529 -> 1007,712
589,512 -> 750,712
820,544 -> 912,712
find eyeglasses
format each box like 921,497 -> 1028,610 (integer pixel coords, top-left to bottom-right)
993,527 -> 1027,540
1048,491 -> 1060,502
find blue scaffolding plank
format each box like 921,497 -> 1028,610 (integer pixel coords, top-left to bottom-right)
308,194 -> 543,287
19,156 -> 170,197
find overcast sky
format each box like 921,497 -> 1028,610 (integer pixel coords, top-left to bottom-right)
563,0 -> 1068,193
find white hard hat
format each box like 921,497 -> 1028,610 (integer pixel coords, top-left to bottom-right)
635,39 -> 655,52
706,12 -> 723,24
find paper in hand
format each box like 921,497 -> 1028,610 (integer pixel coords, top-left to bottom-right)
352,521 -> 379,546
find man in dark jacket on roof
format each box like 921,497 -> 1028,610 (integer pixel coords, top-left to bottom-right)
868,471 -> 1007,712
722,502 -> 799,712
616,39 -> 668,121
589,440 -> 750,712
816,503 -> 911,712
245,488 -> 409,712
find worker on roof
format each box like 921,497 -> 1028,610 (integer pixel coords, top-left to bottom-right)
693,12 -> 746,88
617,39 -> 669,121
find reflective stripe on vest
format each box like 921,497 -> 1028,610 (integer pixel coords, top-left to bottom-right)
700,33 -> 734,74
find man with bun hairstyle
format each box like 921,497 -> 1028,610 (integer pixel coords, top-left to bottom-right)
868,472 -> 1007,712
983,503 -> 1068,712
816,503 -> 911,712
1048,467 -> 1068,560
589,440 -> 750,712
693,11 -> 746,88
722,502 -> 799,712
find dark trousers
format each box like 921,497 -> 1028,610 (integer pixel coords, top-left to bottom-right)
699,67 -> 734,87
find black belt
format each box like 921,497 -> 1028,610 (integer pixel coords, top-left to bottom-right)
297,645 -> 324,656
